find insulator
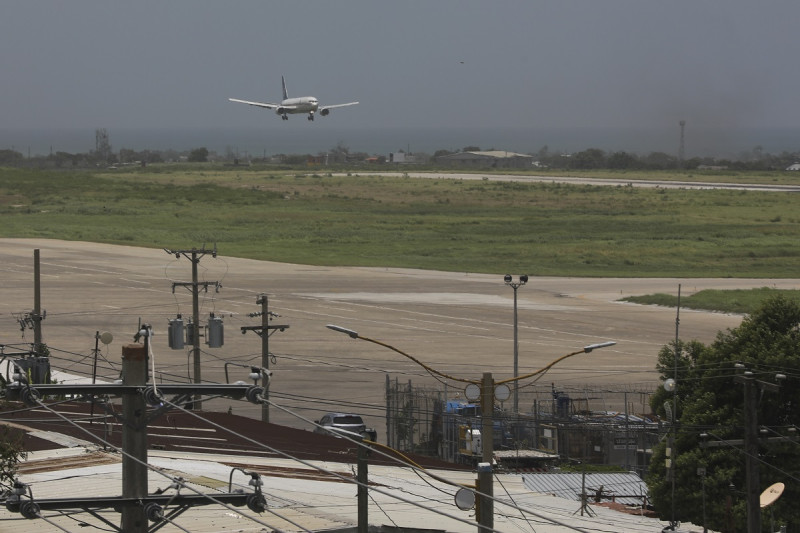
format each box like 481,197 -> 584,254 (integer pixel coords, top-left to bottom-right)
245,386 -> 265,404
144,502 -> 164,522
246,493 -> 267,513
19,500 -> 40,519
143,386 -> 163,407
20,387 -> 41,406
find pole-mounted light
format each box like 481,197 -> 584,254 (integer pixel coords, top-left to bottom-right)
583,341 -> 616,353
326,324 -> 359,338
504,274 -> 528,420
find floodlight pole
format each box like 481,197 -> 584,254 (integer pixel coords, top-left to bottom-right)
504,274 -> 527,418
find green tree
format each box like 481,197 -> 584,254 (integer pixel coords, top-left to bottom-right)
607,151 -> 639,169
647,296 -> 800,531
188,147 -> 209,162
0,149 -> 24,165
571,148 -> 606,169
0,425 -> 26,491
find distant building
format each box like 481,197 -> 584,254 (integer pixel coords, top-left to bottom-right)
389,151 -> 424,164
786,163 -> 800,171
436,150 -> 535,169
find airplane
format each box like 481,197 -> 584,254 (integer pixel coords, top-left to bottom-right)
229,76 -> 359,121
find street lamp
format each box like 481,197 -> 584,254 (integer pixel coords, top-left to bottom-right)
326,323 -> 614,533
504,274 -> 528,417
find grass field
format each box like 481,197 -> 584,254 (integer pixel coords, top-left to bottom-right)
1,165 -> 798,278
621,287 -> 800,314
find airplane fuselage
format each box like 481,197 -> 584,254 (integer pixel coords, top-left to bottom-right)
277,97 -> 319,116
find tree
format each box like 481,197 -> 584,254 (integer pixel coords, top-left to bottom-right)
571,148 -> 606,169
0,424 -> 26,492
642,151 -> 678,170
0,149 -> 23,165
188,147 -> 209,162
647,296 -> 800,531
607,151 -> 639,169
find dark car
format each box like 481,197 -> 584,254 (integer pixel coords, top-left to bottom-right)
314,412 -> 377,441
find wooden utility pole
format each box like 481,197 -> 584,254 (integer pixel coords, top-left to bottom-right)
165,246 -> 220,410
260,294 -> 270,422
121,343 -> 148,532
477,372 -> 494,532
240,294 -> 289,423
357,438 -> 369,533
33,249 -> 43,349
734,372 -> 780,533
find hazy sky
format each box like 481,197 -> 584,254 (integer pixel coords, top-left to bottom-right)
2,1 -> 800,138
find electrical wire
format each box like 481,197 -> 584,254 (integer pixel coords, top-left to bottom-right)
261,397 -> 607,533
161,396 -> 513,533
27,397 -> 301,533
33,509 -> 75,533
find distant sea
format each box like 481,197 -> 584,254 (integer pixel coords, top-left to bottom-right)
2,126 -> 799,159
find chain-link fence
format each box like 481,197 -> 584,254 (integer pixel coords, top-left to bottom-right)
385,377 -> 661,475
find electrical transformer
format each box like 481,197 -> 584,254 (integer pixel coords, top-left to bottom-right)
186,318 -> 195,345
206,313 -> 224,348
167,316 -> 185,350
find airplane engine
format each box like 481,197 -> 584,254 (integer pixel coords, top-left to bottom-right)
320,108 -> 330,116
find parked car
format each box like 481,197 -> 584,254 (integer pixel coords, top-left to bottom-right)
314,412 -> 377,441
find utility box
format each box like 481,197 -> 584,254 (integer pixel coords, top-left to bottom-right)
206,314 -> 224,348
168,316 -> 185,350
13,357 -> 51,384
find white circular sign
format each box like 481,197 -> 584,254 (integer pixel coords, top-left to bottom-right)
454,487 -> 475,511
465,383 -> 480,401
494,384 -> 511,402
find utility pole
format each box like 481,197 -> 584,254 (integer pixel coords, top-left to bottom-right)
121,343 -> 148,532
734,371 -> 780,533
701,370 -> 785,533
240,294 -> 289,423
260,295 -> 270,423
5,339 -> 268,530
477,372 -> 494,533
357,437 -> 369,533
165,246 -> 220,410
33,249 -> 43,349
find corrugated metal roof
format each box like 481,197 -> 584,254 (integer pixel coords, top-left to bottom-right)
522,471 -> 648,507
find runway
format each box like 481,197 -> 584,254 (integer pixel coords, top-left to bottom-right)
2,238 -> 797,435
335,172 -> 800,192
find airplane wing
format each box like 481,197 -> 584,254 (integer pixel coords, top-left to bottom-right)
319,101 -> 359,111
228,98 -> 281,110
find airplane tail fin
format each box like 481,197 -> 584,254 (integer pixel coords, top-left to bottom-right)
281,76 -> 288,100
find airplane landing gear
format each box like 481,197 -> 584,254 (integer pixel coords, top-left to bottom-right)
281,114 -> 288,121
307,113 -> 315,121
